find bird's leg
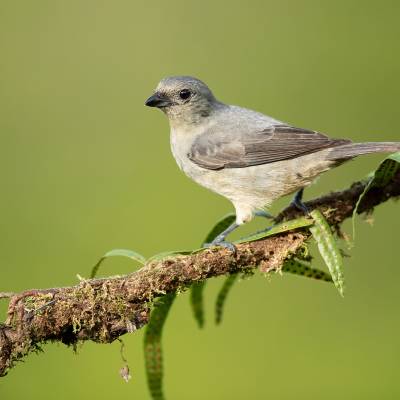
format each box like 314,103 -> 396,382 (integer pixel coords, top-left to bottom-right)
290,188 -> 309,214
244,210 -> 275,237
253,210 -> 275,219
203,222 -> 239,253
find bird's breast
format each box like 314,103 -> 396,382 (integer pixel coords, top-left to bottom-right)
170,128 -> 239,205
170,129 -> 205,178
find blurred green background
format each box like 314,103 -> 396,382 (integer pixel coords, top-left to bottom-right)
1,1 -> 400,399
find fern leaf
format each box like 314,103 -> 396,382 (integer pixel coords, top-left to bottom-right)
144,293 -> 176,400
310,210 -> 345,296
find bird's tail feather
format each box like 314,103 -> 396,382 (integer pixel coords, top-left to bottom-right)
328,142 -> 400,161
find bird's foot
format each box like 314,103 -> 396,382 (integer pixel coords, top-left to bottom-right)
203,221 -> 239,254
290,189 -> 310,214
203,239 -> 237,254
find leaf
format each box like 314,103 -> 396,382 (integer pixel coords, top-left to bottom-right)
189,213 -> 236,328
282,259 -> 333,282
236,216 -> 313,244
202,213 -> 236,245
91,248 -> 146,279
309,210 -> 345,296
215,274 -> 238,325
144,293 -> 176,400
352,152 -> 400,239
190,281 -> 206,328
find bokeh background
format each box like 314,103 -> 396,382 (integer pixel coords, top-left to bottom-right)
1,1 -> 400,399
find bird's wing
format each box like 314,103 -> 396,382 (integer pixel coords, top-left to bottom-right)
188,124 -> 351,170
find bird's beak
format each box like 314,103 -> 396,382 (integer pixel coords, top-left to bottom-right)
145,93 -> 172,108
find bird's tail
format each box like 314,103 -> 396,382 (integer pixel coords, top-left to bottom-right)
328,142 -> 400,161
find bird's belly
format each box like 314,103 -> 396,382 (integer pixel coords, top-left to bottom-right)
179,152 -> 334,207
176,160 -> 285,208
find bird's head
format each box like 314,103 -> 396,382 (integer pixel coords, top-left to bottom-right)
145,76 -> 220,126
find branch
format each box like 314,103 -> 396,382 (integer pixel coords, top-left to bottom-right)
1,170 -> 399,377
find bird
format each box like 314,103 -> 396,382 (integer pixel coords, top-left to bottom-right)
145,76 -> 400,250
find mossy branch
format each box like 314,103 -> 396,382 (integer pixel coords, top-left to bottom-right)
1,170 -> 399,377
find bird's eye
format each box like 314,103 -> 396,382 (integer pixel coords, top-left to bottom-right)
179,89 -> 191,100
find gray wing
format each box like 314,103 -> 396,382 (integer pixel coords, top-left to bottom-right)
188,124 -> 351,170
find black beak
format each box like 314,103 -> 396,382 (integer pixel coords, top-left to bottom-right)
145,93 -> 172,108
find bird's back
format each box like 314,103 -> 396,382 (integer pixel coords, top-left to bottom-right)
213,104 -> 283,133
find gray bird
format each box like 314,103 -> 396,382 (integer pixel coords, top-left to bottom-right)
145,76 -> 400,250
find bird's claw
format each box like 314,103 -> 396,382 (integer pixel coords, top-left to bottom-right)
290,188 -> 310,214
